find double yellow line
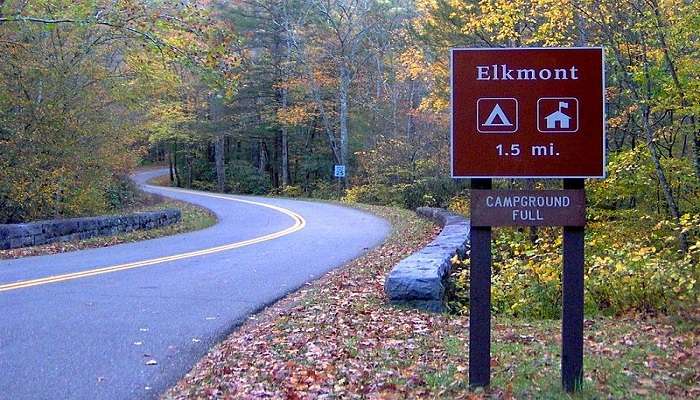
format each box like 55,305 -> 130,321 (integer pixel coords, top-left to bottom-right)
0,188 -> 306,293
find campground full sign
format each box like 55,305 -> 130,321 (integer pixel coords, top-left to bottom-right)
450,47 -> 606,393
451,47 -> 605,178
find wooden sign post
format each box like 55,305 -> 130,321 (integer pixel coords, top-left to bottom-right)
450,47 -> 605,392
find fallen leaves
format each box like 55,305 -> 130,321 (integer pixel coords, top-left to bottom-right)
161,205 -> 699,400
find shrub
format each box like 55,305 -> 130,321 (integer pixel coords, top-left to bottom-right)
447,194 -> 470,215
588,147 -> 700,213
64,184 -> 108,218
342,178 -> 464,209
401,177 -> 463,209
106,174 -> 139,210
192,180 -> 216,192
343,183 -> 404,206
225,160 -> 271,195
0,165 -> 128,223
310,180 -> 340,200
447,211 -> 700,318
191,158 -> 216,183
354,135 -> 448,186
280,185 -> 304,198
446,148 -> 699,318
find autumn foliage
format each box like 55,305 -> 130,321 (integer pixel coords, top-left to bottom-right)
1,1 -> 698,318
0,0 -> 237,222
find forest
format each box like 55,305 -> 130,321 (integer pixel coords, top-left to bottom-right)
0,0 -> 698,317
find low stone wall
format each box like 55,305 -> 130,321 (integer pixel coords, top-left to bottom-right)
0,209 -> 181,250
384,207 -> 470,312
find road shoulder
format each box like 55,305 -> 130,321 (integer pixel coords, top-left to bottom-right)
163,205 -> 440,398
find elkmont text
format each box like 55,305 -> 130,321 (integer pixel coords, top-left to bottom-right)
476,64 -> 580,81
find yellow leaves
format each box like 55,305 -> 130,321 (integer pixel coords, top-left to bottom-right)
222,82 -> 238,101
149,102 -> 192,125
397,48 -> 428,82
607,116 -> 625,128
124,52 -> 182,99
448,0 -> 576,46
146,101 -> 195,143
276,105 -> 316,127
307,68 -> 337,89
473,0 -> 529,44
419,92 -> 449,113
163,32 -> 196,51
614,261 -> 626,273
638,246 -> 657,256
447,196 -> 470,216
529,0 -> 576,45
413,0 -> 581,117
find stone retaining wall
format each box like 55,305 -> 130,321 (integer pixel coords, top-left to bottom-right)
0,209 -> 181,250
384,207 -> 470,312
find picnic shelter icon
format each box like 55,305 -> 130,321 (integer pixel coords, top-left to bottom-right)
538,97 -> 579,133
477,98 -> 518,133
546,102 -> 571,129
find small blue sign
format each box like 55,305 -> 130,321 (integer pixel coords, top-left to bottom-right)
334,165 -> 346,178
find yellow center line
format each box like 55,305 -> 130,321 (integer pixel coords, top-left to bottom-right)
0,187 -> 306,292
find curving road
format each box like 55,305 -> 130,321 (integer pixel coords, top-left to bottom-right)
0,169 -> 390,400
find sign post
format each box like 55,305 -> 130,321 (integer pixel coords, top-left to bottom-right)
562,178 -> 585,391
334,165 -> 346,197
450,47 -> 605,391
469,178 -> 492,388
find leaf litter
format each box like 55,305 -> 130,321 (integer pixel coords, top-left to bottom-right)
163,205 -> 699,399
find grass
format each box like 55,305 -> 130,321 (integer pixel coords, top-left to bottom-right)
163,205 -> 698,399
147,173 -> 172,187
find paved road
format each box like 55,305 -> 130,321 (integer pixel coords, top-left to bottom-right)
0,169 -> 390,400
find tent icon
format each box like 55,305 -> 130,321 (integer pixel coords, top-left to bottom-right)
477,98 -> 518,133
545,102 -> 572,129
483,104 -> 513,127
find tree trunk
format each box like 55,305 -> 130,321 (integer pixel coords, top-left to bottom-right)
339,62 -> 350,169
641,106 -> 687,251
281,86 -> 290,186
258,139 -> 267,174
209,93 -> 226,193
338,61 -> 351,189
186,154 -> 193,189
279,31 -> 292,187
639,31 -> 688,253
168,145 -> 174,184
173,141 -> 181,187
649,0 -> 700,182
406,79 -> 416,140
215,135 -> 225,192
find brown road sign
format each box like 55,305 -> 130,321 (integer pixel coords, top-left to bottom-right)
470,189 -> 586,227
451,48 -> 605,178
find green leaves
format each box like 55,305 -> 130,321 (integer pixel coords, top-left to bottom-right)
0,0 -> 244,222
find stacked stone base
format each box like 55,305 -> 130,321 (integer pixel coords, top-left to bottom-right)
0,209 -> 181,250
384,207 -> 470,312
